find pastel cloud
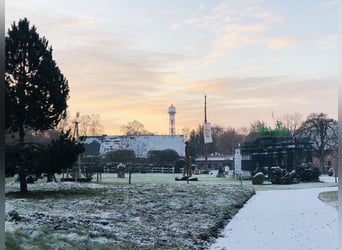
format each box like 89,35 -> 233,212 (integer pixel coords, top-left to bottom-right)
268,37 -> 297,50
184,17 -> 198,25
175,76 -> 337,130
59,18 -> 95,29
170,23 -> 179,30
182,1 -> 305,65
255,11 -> 282,22
214,23 -> 267,48
318,34 -> 337,49
62,48 -> 337,134
5,0 -> 337,135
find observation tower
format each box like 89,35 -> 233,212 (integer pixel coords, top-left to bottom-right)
168,104 -> 176,136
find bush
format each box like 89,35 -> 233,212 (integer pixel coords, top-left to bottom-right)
295,163 -> 320,182
174,159 -> 185,174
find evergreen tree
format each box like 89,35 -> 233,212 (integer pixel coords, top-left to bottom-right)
5,18 -> 69,192
44,130 -> 84,182
5,18 -> 69,143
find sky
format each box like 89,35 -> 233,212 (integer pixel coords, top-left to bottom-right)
5,0 -> 338,135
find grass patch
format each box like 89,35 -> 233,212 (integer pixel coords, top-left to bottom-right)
5,183 -> 254,249
5,173 -> 336,249
5,227 -> 66,250
318,191 -> 338,210
6,173 -> 337,190
6,187 -> 107,199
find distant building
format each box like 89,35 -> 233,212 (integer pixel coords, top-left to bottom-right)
82,135 -> 185,158
240,136 -> 313,174
195,155 -> 234,170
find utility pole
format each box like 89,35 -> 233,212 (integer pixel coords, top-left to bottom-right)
204,94 -> 208,171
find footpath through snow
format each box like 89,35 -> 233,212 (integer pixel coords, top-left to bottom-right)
210,178 -> 338,250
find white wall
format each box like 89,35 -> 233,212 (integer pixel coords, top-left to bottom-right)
83,135 -> 185,157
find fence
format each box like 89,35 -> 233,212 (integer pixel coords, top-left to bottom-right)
102,164 -> 175,174
149,166 -> 174,174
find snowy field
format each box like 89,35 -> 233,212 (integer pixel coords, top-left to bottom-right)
211,175 -> 338,250
5,174 -> 338,249
5,176 -> 255,249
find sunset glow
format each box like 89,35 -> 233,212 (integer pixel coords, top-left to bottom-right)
6,0 -> 338,135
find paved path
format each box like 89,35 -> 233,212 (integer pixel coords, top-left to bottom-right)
210,187 -> 338,250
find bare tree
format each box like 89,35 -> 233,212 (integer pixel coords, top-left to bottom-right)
121,120 -> 153,135
88,114 -> 104,136
283,112 -> 303,136
56,112 -> 72,132
216,127 -> 244,155
237,126 -> 249,136
298,113 -> 338,173
181,126 -> 191,141
78,114 -> 104,136
79,115 -> 90,136
112,136 -> 144,183
250,120 -> 268,132
244,120 -> 268,142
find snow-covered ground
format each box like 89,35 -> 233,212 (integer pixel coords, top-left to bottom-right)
5,174 -> 338,249
319,174 -> 338,183
5,181 -> 255,249
210,176 -> 338,250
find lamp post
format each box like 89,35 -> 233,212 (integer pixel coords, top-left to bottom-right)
73,112 -> 81,181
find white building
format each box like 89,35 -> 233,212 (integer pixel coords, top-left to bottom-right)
82,135 -> 185,158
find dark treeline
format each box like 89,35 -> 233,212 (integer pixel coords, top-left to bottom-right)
188,125 -> 245,157
187,112 -> 338,161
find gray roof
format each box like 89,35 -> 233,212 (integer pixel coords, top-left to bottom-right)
83,135 -> 185,157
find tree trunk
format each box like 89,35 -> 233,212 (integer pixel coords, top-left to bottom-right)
47,173 -> 57,182
18,168 -> 28,193
19,125 -> 25,144
319,154 -> 325,174
18,139 -> 28,193
332,162 -> 338,183
128,169 -> 132,184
